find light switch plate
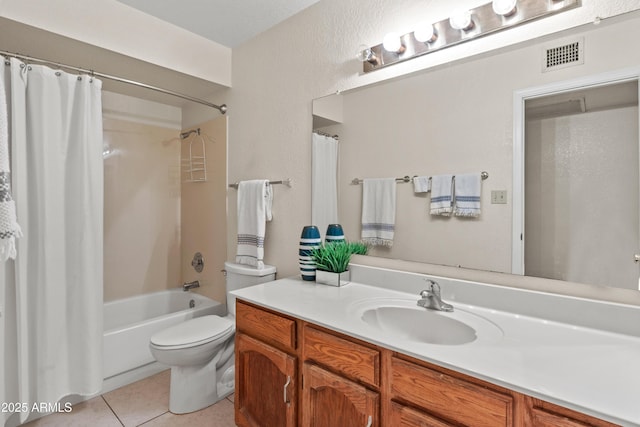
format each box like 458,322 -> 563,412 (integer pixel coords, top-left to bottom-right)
491,190 -> 507,204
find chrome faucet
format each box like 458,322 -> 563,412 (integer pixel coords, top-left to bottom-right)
417,279 -> 453,312
182,280 -> 200,291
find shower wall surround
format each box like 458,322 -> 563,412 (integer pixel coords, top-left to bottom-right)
103,92 -> 182,302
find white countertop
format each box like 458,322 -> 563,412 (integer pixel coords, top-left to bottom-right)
231,276 -> 640,426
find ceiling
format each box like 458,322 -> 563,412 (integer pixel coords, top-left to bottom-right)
115,0 -> 321,48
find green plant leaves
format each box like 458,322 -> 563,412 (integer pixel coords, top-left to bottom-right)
310,241 -> 369,273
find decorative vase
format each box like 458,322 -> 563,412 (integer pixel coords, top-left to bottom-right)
316,269 -> 351,287
325,223 -> 345,244
299,225 -> 321,281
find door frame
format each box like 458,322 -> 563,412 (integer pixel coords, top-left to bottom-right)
512,66 -> 640,275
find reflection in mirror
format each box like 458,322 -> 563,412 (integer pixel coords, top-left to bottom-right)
524,80 -> 639,290
312,11 -> 640,293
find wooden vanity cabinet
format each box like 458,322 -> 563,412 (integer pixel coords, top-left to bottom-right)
235,299 -> 621,427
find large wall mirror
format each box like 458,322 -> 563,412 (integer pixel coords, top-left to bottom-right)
312,10 -> 640,293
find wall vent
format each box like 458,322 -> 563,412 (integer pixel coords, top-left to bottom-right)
542,38 -> 584,72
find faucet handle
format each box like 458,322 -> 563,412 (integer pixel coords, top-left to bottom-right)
423,278 -> 441,295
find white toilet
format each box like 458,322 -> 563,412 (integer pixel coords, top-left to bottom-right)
149,262 -> 276,414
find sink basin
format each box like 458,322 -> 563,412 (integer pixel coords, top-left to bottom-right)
352,298 -> 503,346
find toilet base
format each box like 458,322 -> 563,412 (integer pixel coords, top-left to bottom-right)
168,352 -> 235,414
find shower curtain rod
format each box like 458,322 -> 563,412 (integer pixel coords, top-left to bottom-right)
0,50 -> 227,114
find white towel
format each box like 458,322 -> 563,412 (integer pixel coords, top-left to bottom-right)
413,176 -> 431,193
236,180 -> 273,268
454,173 -> 482,217
0,69 -> 21,260
430,174 -> 454,216
361,178 -> 396,247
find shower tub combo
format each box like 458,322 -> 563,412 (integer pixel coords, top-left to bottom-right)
103,289 -> 223,387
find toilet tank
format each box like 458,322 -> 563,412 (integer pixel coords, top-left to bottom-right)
224,262 -> 276,317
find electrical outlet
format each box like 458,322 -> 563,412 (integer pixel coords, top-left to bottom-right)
491,190 -> 507,204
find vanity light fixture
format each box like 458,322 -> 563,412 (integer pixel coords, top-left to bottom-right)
492,0 -> 518,17
414,22 -> 438,43
449,10 -> 474,31
360,0 -> 580,73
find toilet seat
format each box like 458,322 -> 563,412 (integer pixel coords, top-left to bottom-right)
150,315 -> 233,350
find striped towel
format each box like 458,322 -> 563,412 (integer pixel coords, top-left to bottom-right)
454,173 -> 482,217
236,180 -> 272,268
0,70 -> 21,260
361,178 -> 396,247
430,175 -> 454,216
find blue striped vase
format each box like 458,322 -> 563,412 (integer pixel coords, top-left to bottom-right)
325,224 -> 345,244
299,225 -> 321,281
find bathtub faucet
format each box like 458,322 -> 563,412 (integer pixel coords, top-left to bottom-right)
182,280 -> 200,291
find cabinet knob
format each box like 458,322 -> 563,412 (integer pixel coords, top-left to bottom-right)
365,415 -> 372,427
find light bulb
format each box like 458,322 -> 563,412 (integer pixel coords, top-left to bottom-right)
449,10 -> 474,31
492,0 -> 517,16
414,23 -> 437,43
382,32 -> 404,53
356,44 -> 378,64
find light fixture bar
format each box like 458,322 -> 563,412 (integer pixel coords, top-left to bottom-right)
362,0 -> 580,73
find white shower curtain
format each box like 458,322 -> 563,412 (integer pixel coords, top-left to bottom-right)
1,57 -> 104,425
311,132 -> 339,239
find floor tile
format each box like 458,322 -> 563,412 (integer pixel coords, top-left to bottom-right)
139,398 -> 235,427
22,397 -> 122,427
102,370 -> 170,427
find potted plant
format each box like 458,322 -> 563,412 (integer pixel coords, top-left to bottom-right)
311,241 -> 368,286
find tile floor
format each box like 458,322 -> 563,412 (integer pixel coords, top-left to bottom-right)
22,370 -> 237,427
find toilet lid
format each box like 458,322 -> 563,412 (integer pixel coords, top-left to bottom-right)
150,315 -> 233,347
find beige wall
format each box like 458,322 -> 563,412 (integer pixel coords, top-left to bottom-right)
181,117 -> 228,304
103,115 -> 181,302
179,2 -> 640,282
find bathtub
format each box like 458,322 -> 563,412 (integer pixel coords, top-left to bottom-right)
103,289 -> 223,380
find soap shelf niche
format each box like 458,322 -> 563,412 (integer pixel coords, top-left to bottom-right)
181,128 -> 207,183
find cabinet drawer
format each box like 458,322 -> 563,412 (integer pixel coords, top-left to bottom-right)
303,325 -> 380,387
236,301 -> 296,351
527,397 -> 619,427
391,357 -> 513,426
390,401 -> 456,427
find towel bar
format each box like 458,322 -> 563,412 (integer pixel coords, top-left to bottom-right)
229,178 -> 292,189
351,172 -> 488,185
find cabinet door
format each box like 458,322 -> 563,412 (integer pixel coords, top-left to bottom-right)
236,333 -> 297,427
302,363 -> 378,427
